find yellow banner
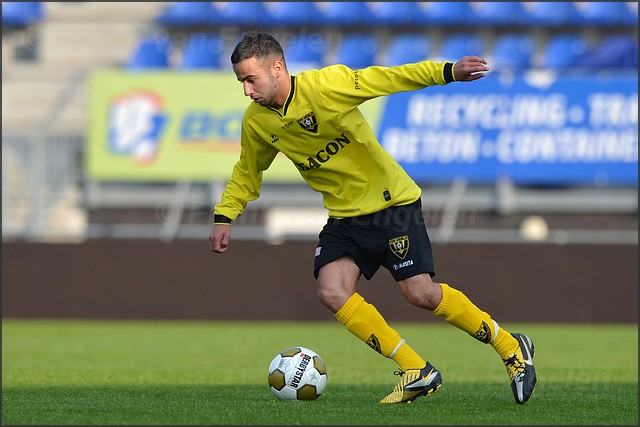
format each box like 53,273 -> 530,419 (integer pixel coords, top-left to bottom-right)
87,71 -> 304,182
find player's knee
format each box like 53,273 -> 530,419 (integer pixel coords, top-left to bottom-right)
316,285 -> 330,305
317,283 -> 351,313
404,289 -> 428,308
317,285 -> 339,311
402,281 -> 441,310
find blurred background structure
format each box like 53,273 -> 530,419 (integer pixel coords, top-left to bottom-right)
2,3 -> 638,323
2,1 -> 638,245
2,1 -> 637,245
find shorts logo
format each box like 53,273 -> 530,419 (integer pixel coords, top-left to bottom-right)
297,111 -> 318,133
389,235 -> 409,260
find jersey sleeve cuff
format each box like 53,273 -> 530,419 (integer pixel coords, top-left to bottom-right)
213,214 -> 232,224
444,62 -> 455,83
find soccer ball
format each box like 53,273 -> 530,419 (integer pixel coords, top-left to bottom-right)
268,346 -> 328,400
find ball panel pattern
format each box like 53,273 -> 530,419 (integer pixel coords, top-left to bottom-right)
312,356 -> 327,375
268,346 -> 328,401
268,369 -> 286,390
297,384 -> 319,400
280,347 -> 303,357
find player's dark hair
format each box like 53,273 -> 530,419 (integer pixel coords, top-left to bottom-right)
231,31 -> 285,65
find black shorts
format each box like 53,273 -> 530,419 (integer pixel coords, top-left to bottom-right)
313,199 -> 435,281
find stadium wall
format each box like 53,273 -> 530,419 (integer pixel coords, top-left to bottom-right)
2,240 -> 637,323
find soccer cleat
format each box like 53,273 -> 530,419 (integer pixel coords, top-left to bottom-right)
503,333 -> 537,404
380,362 -> 442,404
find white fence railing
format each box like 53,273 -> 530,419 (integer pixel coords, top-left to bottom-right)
2,132 -> 86,241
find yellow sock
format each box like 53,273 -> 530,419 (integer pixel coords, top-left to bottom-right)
336,293 -> 426,371
392,342 -> 426,372
433,283 -> 495,342
491,327 -> 520,359
433,283 -> 519,359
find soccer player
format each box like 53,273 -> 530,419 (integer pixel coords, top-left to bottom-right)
209,31 -> 537,404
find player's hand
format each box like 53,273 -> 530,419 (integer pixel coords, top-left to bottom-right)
209,224 -> 231,253
454,56 -> 489,82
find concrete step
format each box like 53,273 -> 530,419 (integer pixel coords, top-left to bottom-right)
39,21 -> 151,68
44,2 -> 165,23
2,79 -> 87,131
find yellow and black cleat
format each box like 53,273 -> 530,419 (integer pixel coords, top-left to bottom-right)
503,333 -> 537,404
380,362 -> 443,404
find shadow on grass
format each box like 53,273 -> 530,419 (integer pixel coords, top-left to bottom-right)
2,382 -> 637,425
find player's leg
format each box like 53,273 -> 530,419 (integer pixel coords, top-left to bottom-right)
315,212 -> 443,403
397,275 -> 537,404
316,255 -> 439,403
380,199 -> 536,404
317,255 -> 422,367
315,255 -> 360,312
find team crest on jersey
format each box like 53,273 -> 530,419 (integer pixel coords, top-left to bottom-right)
389,235 -> 409,259
297,111 -> 318,133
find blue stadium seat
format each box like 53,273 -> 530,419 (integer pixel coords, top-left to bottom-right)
284,33 -> 328,71
155,2 -> 215,26
412,2 -> 470,26
541,34 -> 589,70
209,1 -> 265,26
385,34 -> 431,66
438,34 -> 484,61
491,33 -> 536,70
334,34 -> 379,69
260,2 -> 313,26
2,2 -> 43,27
518,2 -> 577,26
127,36 -> 172,70
571,2 -> 625,26
574,35 -> 638,69
180,34 -> 224,70
466,2 -> 523,26
309,2 -> 367,26
362,2 -> 417,26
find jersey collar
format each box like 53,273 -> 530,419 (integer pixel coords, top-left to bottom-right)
267,75 -> 295,117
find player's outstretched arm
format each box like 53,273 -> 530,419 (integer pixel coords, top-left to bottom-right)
453,56 -> 490,82
209,224 -> 231,253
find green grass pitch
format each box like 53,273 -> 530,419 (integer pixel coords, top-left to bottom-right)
2,320 -> 637,425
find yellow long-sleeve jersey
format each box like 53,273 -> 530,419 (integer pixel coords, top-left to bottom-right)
214,60 -> 455,222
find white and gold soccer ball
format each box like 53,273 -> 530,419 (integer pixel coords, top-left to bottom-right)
267,346 -> 328,400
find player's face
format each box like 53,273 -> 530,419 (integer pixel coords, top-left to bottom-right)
233,57 -> 279,108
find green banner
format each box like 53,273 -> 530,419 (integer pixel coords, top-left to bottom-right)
87,71 -> 295,182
